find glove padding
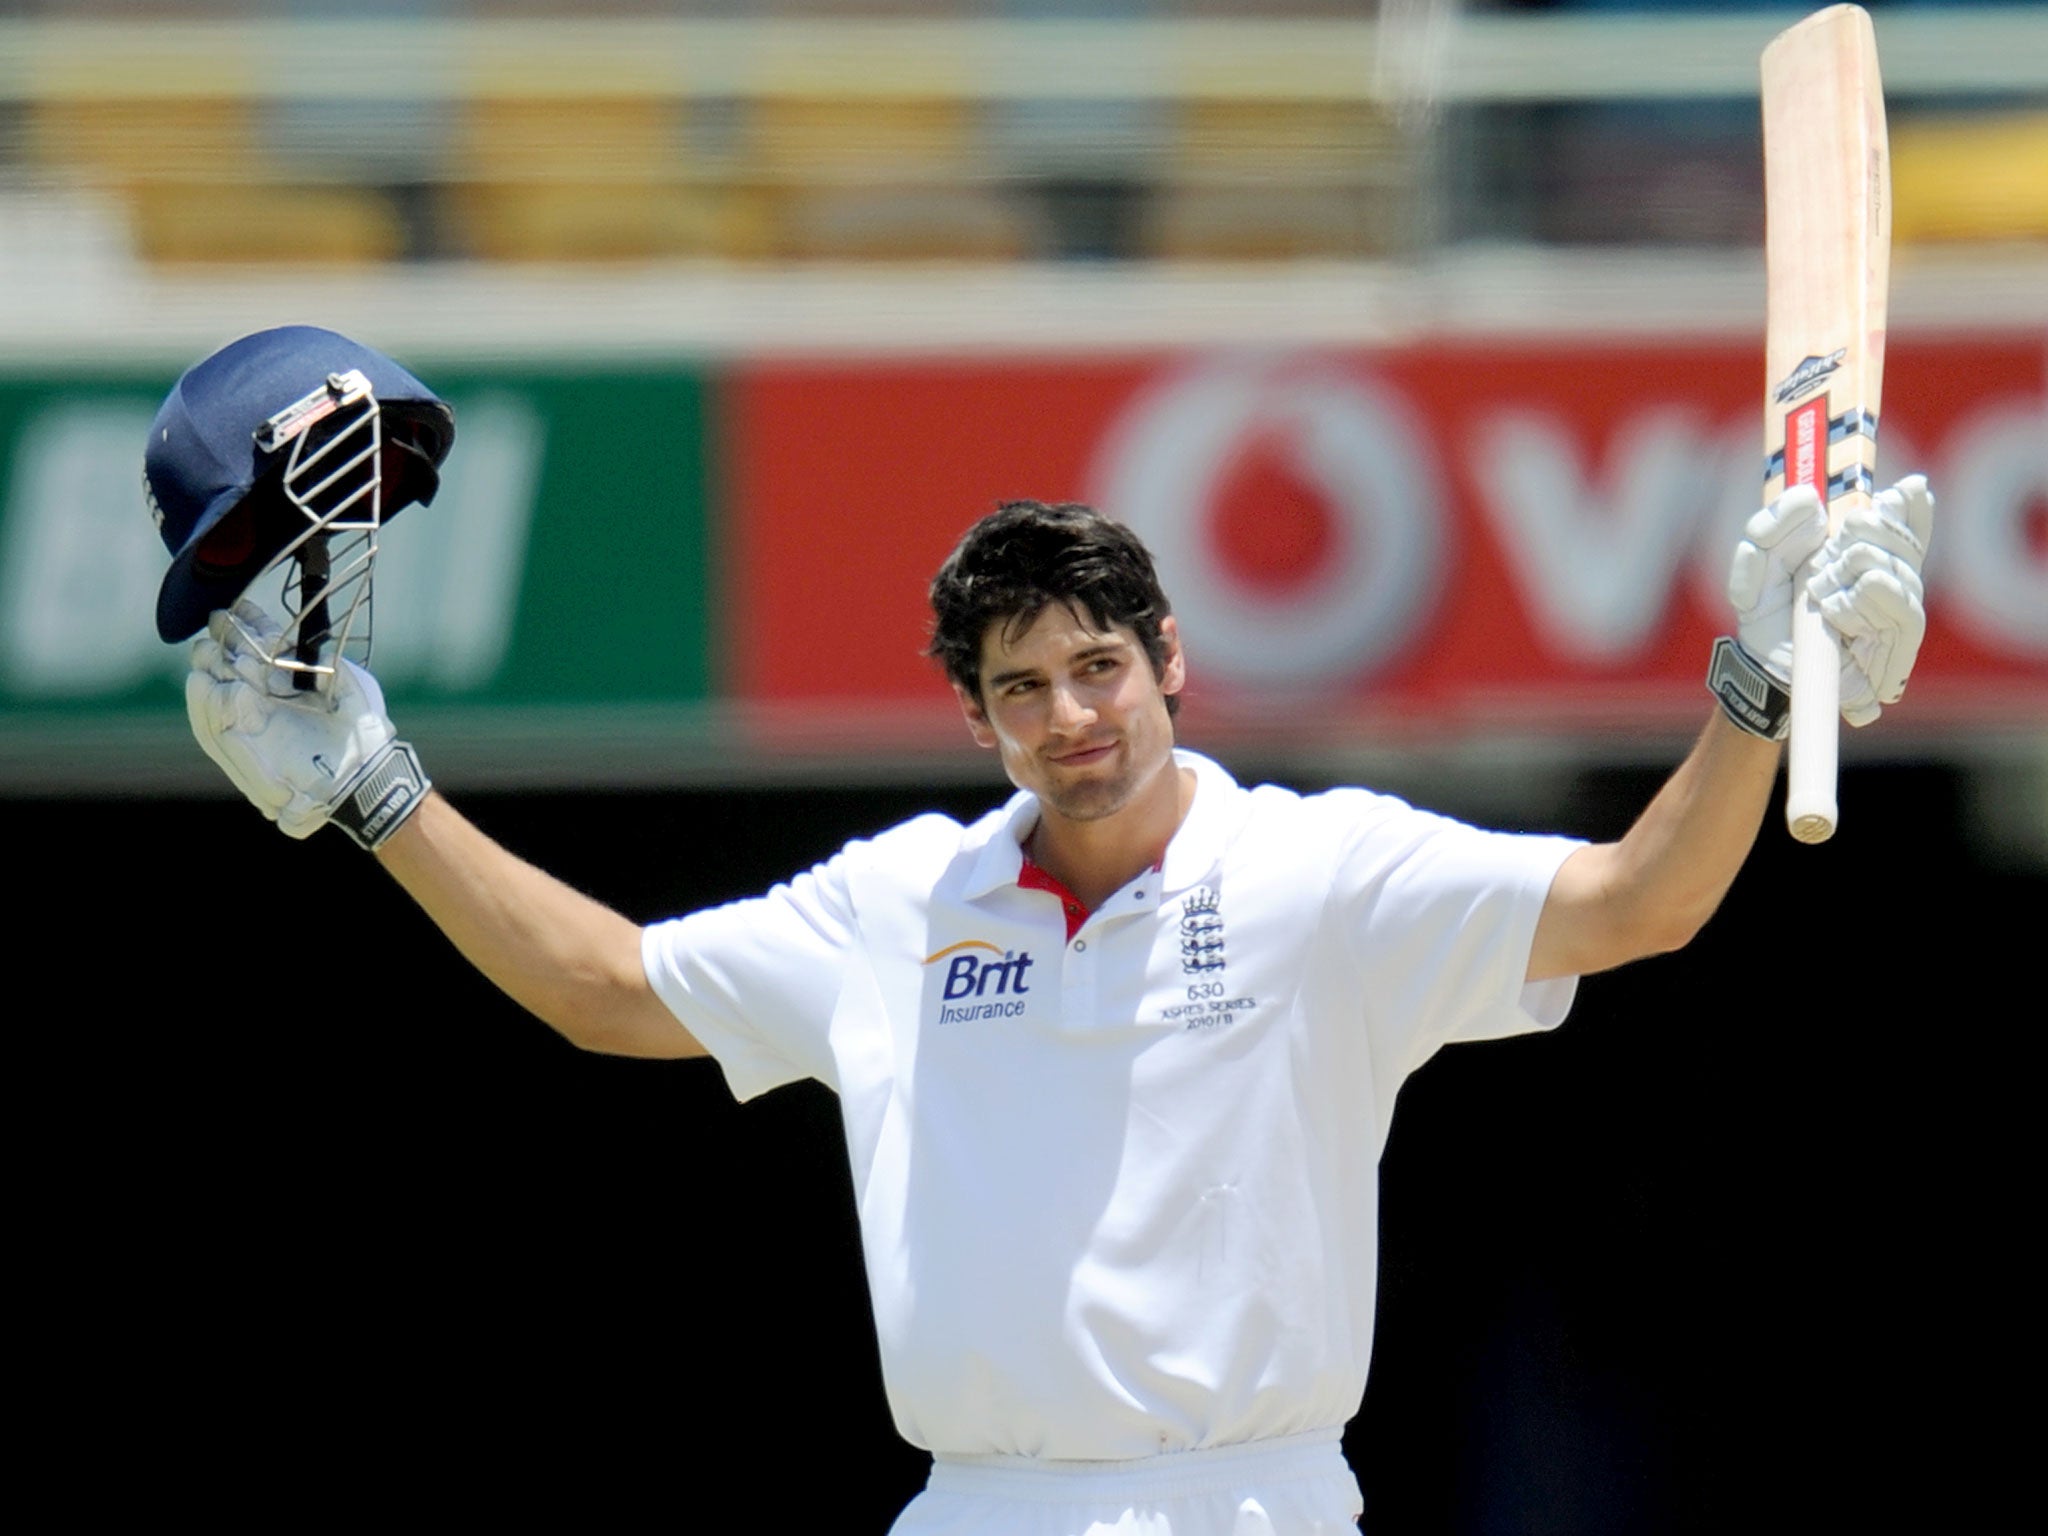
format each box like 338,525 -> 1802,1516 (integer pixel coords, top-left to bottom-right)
1726,475 -> 1933,727
186,600 -> 400,840
1812,475 -> 1933,726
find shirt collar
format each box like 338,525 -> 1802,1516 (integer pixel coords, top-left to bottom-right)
958,747 -> 1245,902
1157,748 -> 1244,895
960,785 -> 1038,900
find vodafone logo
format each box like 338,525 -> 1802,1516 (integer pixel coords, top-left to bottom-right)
1093,359 -> 1444,686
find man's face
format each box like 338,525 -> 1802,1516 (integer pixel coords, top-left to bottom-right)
956,603 -> 1184,825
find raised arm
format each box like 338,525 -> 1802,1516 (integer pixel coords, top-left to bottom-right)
1528,713 -> 1777,980
185,602 -> 703,1059
374,792 -> 704,1059
1528,476 -> 1934,982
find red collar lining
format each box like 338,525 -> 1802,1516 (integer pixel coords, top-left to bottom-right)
1018,850 -> 1165,942
1018,854 -> 1089,942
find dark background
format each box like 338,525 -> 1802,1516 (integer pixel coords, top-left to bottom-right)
27,756 -> 2033,1530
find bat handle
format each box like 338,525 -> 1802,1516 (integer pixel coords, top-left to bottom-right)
1785,565 -> 1839,843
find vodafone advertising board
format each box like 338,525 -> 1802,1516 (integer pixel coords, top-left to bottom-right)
730,337 -> 2046,739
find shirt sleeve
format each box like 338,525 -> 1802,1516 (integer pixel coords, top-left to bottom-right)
1325,792 -> 1585,1085
641,851 -> 859,1102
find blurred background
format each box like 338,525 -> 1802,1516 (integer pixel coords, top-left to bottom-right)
4,2 -> 2041,1531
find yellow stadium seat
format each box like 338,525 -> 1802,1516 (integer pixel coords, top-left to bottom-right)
1892,112 -> 2048,244
456,95 -> 683,185
447,94 -> 749,261
450,182 -> 772,263
28,96 -> 406,264
745,95 -> 1025,261
1155,99 -> 1410,259
28,95 -> 255,186
128,183 -> 405,266
1171,99 -> 1402,186
749,95 -> 980,184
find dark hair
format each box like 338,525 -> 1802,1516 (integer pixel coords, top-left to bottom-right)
927,500 -> 1177,716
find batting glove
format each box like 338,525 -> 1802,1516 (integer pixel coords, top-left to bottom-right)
1724,476 -> 1933,728
1726,484 -> 1829,688
186,600 -> 430,848
1809,474 -> 1933,726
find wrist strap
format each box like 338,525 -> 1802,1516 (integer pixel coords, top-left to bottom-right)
1706,637 -> 1791,741
330,740 -> 431,850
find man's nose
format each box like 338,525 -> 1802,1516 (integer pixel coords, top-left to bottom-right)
1048,681 -> 1095,731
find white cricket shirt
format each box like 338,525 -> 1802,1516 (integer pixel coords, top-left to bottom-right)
643,750 -> 1582,1462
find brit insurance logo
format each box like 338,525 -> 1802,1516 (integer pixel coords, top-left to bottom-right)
925,940 -> 1035,1024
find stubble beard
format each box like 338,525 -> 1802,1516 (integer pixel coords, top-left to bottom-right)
1039,771 -> 1131,823
1034,737 -> 1168,825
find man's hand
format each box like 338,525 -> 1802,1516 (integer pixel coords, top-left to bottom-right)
1812,475 -> 1933,725
1727,484 -> 1826,687
186,600 -> 429,847
1726,475 -> 1933,727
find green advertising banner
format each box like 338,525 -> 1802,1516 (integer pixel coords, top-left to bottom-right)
0,364 -> 717,788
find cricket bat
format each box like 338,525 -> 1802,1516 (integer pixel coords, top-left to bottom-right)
1761,4 -> 1891,844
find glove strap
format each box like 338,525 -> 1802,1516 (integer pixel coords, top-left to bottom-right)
330,740 -> 431,851
1706,637 -> 1792,741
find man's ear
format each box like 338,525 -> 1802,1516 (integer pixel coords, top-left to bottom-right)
955,683 -> 998,750
1158,614 -> 1186,699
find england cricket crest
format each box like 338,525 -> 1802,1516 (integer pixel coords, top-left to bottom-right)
1179,886 -> 1226,975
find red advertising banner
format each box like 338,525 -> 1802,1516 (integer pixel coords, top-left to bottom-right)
728,336 -> 2046,738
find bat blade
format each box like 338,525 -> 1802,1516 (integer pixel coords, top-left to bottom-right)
1761,3 -> 1890,844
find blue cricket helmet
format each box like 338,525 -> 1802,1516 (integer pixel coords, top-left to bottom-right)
146,325 -> 455,642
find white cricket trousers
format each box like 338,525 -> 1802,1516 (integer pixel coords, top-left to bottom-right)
887,1427 -> 1363,1536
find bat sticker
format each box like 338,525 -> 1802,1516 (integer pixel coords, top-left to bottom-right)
1772,348 -> 1848,404
1762,403 -> 1878,485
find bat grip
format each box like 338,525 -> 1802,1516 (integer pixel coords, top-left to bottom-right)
1785,564 -> 1839,843
295,534 -> 330,694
